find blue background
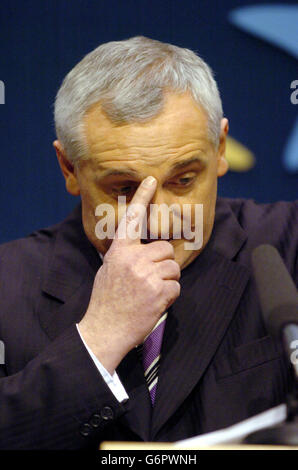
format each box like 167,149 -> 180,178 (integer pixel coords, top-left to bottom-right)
0,0 -> 297,243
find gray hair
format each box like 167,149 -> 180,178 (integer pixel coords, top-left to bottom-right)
54,36 -> 223,164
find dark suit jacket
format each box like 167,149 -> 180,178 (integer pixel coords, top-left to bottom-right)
0,198 -> 297,449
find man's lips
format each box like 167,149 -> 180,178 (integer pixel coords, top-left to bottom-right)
141,238 -> 174,244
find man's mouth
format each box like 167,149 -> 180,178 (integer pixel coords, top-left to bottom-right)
141,238 -> 174,244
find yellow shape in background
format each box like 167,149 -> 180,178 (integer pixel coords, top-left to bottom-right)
226,136 -> 255,172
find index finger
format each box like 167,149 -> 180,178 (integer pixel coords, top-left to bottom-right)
114,176 -> 157,245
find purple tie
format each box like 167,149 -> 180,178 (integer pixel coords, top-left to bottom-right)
141,312 -> 167,405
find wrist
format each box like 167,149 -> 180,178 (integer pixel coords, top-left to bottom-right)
77,318 -> 128,374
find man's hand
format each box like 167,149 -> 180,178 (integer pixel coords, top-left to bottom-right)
78,176 -> 181,374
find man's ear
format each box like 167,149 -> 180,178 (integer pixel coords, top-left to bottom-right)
53,140 -> 80,196
217,118 -> 229,177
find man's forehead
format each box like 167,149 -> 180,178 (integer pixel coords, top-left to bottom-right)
82,91 -> 211,158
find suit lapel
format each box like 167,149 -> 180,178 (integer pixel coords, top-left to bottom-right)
151,199 -> 250,438
38,203 -> 101,340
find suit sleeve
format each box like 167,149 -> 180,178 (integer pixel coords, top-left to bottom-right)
76,324 -> 129,403
0,324 -> 128,449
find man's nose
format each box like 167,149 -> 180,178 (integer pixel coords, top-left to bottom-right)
150,186 -> 167,207
144,189 -> 175,240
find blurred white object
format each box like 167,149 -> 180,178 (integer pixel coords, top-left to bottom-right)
174,404 -> 287,447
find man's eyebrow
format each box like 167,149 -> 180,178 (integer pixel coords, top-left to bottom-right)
96,167 -> 139,179
169,156 -> 206,172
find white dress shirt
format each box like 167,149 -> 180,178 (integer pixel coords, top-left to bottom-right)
76,250 -> 129,403
76,324 -> 129,403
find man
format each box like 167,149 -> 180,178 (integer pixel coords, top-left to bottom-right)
0,36 -> 297,449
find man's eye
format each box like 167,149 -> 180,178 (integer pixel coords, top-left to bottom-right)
178,177 -> 194,185
112,185 -> 136,197
119,186 -> 133,194
170,175 -> 196,187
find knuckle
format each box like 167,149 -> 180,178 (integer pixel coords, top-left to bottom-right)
170,280 -> 181,297
160,240 -> 175,256
164,280 -> 180,300
175,280 -> 181,295
174,265 -> 181,279
166,259 -> 181,278
169,259 -> 178,269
